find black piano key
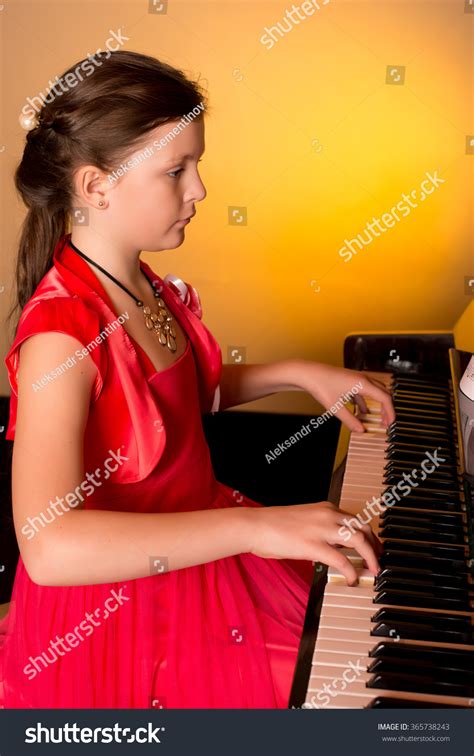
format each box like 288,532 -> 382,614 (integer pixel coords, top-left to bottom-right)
387,449 -> 456,465
392,397 -> 449,408
369,642 -> 474,667
381,541 -> 466,558
389,429 -> 451,442
393,380 -> 449,391
392,399 -> 450,411
384,479 -> 460,502
393,393 -> 450,403
383,477 -> 459,495
387,438 -> 456,459
388,425 -> 451,437
385,462 -> 457,478
380,496 -> 462,512
371,607 -> 472,629
389,418 -> 451,431
380,515 -> 465,536
384,450 -> 457,477
391,386 -> 449,407
384,461 -> 457,478
380,509 -> 463,525
380,523 -> 465,543
393,386 -> 450,397
393,381 -> 449,392
371,621 -> 472,644
375,579 -> 470,603
388,430 -> 451,444
374,588 -> 472,612
376,567 -> 469,589
380,552 -> 468,573
392,393 -> 449,405
380,512 -> 464,530
387,442 -> 454,458
391,411 -> 450,427
393,376 -> 449,388
383,473 -> 458,490
367,672 -> 474,697
387,441 -> 455,455
391,406 -> 450,418
392,415 -> 450,430
379,525 -> 465,545
367,657 -> 474,683
386,457 -> 456,469
366,697 -> 466,708
386,488 -> 463,503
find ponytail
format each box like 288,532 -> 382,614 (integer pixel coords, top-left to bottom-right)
9,206 -> 67,331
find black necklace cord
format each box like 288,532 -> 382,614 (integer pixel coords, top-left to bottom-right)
68,240 -> 160,308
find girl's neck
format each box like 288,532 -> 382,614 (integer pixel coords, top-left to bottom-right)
69,233 -> 146,293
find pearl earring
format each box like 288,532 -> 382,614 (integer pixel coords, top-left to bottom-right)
98,201 -> 105,207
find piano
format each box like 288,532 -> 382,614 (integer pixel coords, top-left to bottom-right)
290,332 -> 474,709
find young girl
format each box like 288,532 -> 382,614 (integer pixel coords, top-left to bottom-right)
0,50 -> 393,709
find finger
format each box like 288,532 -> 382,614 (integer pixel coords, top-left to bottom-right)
353,394 -> 368,415
316,543 -> 359,586
333,405 -> 365,433
342,530 -> 380,575
336,515 -> 384,558
359,380 -> 396,428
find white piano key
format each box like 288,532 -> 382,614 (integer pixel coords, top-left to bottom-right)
327,566 -> 375,585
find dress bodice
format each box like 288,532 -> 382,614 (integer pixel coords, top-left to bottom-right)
84,338 -> 219,514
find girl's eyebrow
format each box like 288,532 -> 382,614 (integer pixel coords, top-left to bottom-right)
163,149 -> 205,165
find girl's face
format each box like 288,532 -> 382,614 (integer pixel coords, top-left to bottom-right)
105,117 -> 207,253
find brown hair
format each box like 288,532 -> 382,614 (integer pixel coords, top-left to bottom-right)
9,50 -> 209,332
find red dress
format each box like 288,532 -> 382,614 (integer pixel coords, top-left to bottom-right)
0,234 -> 313,708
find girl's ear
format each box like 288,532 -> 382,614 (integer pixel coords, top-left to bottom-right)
72,165 -> 111,209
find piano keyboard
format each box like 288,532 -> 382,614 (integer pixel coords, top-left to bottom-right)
305,371 -> 474,709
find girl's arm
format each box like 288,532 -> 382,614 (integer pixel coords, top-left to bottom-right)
218,360 -> 307,410
13,333 -> 380,587
218,361 -> 395,431
12,332 -> 252,586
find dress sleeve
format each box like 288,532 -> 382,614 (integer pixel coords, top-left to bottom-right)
4,296 -> 108,439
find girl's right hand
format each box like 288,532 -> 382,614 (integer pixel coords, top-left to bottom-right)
247,501 -> 382,586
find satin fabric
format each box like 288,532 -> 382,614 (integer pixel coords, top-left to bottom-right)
0,235 -> 313,708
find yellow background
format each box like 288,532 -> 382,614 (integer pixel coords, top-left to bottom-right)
1,0 -> 472,413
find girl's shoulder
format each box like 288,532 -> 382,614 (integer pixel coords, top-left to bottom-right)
6,293 -> 107,403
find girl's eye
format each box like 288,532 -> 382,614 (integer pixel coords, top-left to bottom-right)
167,159 -> 203,179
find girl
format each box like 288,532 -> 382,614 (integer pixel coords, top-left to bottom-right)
0,50 -> 393,709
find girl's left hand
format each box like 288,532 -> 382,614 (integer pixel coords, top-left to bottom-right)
301,363 -> 396,433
